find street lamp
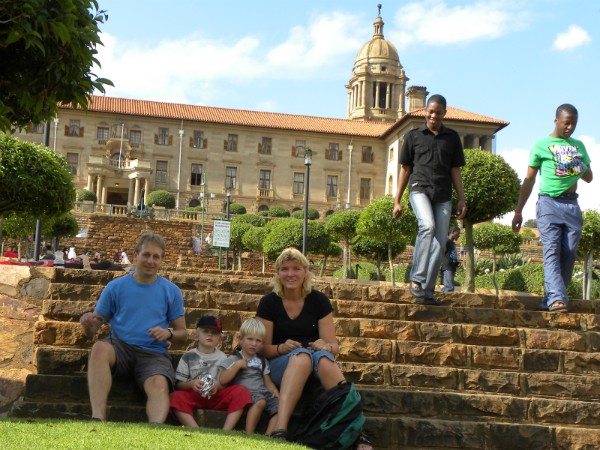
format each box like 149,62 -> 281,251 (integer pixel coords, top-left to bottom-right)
225,189 -> 232,270
302,148 -> 313,255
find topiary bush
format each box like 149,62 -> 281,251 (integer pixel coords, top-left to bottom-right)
291,208 -> 320,220
185,205 -> 205,212
228,203 -> 246,215
268,206 -> 290,217
145,190 -> 176,209
77,189 -> 97,202
232,214 -> 266,227
258,210 -> 269,217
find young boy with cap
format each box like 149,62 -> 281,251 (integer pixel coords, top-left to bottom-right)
169,316 -> 252,429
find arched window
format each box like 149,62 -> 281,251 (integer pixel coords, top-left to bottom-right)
325,210 -> 335,217
258,204 -> 270,212
189,199 -> 200,207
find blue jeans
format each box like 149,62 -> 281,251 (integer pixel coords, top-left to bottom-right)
268,347 -> 335,387
409,191 -> 452,297
536,194 -> 582,308
441,269 -> 456,292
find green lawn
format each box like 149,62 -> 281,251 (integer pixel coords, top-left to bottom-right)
0,418 -> 306,449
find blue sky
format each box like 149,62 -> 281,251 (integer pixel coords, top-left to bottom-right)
94,0 -> 599,223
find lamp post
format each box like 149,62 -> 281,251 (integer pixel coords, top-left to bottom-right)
302,148 -> 313,255
52,115 -> 59,151
225,190 -> 232,270
346,142 -> 353,209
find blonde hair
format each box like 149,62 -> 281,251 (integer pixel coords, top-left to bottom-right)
134,232 -> 165,257
239,318 -> 266,338
271,247 -> 314,298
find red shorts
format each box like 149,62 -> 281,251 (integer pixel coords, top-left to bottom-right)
170,385 -> 252,416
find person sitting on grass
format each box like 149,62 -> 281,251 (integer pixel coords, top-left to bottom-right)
169,316 -> 252,429
219,318 -> 279,435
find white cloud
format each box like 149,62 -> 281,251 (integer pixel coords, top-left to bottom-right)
95,11 -> 362,105
551,25 -> 591,51
388,0 -> 529,48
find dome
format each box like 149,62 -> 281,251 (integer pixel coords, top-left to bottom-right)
353,14 -> 400,69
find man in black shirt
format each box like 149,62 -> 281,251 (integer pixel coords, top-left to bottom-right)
393,94 -> 467,305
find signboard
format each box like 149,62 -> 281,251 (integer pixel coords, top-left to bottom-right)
212,220 -> 231,248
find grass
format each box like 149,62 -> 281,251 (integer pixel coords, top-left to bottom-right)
0,418 -> 306,450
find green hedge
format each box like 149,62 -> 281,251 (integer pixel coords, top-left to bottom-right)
228,203 -> 246,215
145,190 -> 175,209
333,262 -> 383,281
76,189 -> 97,202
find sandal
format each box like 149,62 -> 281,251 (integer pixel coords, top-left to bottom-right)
549,301 -> 568,312
270,429 -> 289,441
355,432 -> 373,450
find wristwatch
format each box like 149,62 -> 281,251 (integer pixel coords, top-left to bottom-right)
167,328 -> 174,340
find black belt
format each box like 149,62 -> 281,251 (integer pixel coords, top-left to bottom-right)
540,192 -> 578,200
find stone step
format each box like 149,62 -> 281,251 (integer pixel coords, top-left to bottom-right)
32,349 -> 600,402
19,374 -> 600,429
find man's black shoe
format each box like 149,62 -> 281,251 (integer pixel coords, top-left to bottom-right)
416,296 -> 442,306
409,282 -> 425,298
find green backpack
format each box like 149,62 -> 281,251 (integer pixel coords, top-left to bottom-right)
293,381 -> 365,449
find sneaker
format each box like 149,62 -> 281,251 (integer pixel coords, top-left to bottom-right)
409,282 -> 425,298
270,429 -> 289,441
416,296 -> 441,306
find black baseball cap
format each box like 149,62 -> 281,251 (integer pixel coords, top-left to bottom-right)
196,316 -> 222,333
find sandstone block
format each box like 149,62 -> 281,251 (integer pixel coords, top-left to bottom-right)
49,283 -> 104,302
396,341 -> 467,367
531,397 -> 600,425
523,329 -> 586,352
0,368 -> 31,414
338,362 -> 386,385
336,300 -> 400,320
418,322 -> 461,343
462,324 -> 519,346
390,364 -> 458,390
404,304 -> 451,323
41,300 -> 96,320
470,346 -> 520,370
587,331 -> 600,352
563,352 -> 600,374
211,291 -> 260,311
20,277 -> 50,300
453,307 -> 515,328
358,319 -> 417,340
181,289 -> 210,308
334,318 -> 361,337
524,373 -> 600,400
555,426 -> 600,450
463,369 -> 521,395
443,392 -> 528,421
35,347 -> 89,374
485,423 -> 550,450
339,337 -> 392,362
394,417 -> 485,449
523,349 -> 561,372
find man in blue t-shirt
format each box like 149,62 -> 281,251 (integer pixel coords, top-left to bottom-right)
80,232 -> 186,423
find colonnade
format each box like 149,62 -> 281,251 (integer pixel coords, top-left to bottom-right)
86,174 -> 149,208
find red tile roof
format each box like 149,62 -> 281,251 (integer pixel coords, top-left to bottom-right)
60,95 -> 508,138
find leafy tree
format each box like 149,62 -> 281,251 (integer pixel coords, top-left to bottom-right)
520,228 -> 536,238
472,222 -> 522,296
325,210 -> 361,279
0,0 -> 112,132
228,203 -> 246,215
232,214 -> 266,228
1,212 -> 37,257
578,210 -> 600,300
0,135 -> 75,218
76,189 -> 97,202
315,241 -> 342,276
229,222 -> 252,270
523,219 -> 537,228
456,149 -> 521,292
263,218 -> 330,260
268,206 -> 290,218
242,225 -> 268,273
145,190 -> 175,209
352,236 -> 406,281
356,195 -> 416,286
46,212 -> 79,239
291,208 -> 320,220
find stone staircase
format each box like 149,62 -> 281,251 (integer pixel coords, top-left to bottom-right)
8,267 -> 600,449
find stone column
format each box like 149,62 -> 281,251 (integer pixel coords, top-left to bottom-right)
86,174 -> 93,191
101,185 -> 107,205
375,82 -> 380,109
386,83 -> 391,109
95,175 -> 103,202
128,178 -> 135,207
472,135 -> 480,149
144,178 -> 150,196
133,177 -> 141,207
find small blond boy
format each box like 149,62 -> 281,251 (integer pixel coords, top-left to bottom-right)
219,318 -> 279,434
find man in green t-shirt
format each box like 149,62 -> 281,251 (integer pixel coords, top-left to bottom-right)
512,104 -> 593,312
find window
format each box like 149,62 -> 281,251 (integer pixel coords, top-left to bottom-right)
260,137 -> 272,154
294,140 -> 306,157
361,146 -> 373,163
226,134 -> 238,152
259,170 -> 271,190
293,172 -> 304,195
156,160 -> 168,184
327,143 -> 340,161
389,147 -> 394,160
32,123 -> 45,134
327,176 -> 338,197
66,153 -> 79,175
158,128 -> 169,145
97,127 -> 109,144
193,130 -> 204,148
68,120 -> 81,137
225,167 -> 237,189
191,164 -> 203,186
130,130 -> 141,147
360,178 -> 371,200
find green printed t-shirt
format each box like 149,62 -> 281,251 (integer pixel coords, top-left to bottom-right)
529,136 -> 591,197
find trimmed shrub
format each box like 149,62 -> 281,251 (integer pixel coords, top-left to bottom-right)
291,208 -> 320,220
76,189 -> 97,202
232,214 -> 266,227
229,203 -> 247,215
334,261 -> 383,281
185,205 -> 205,212
258,210 -> 269,217
145,190 -> 176,209
268,206 -> 290,217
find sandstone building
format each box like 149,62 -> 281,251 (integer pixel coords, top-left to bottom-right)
15,11 -> 507,217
